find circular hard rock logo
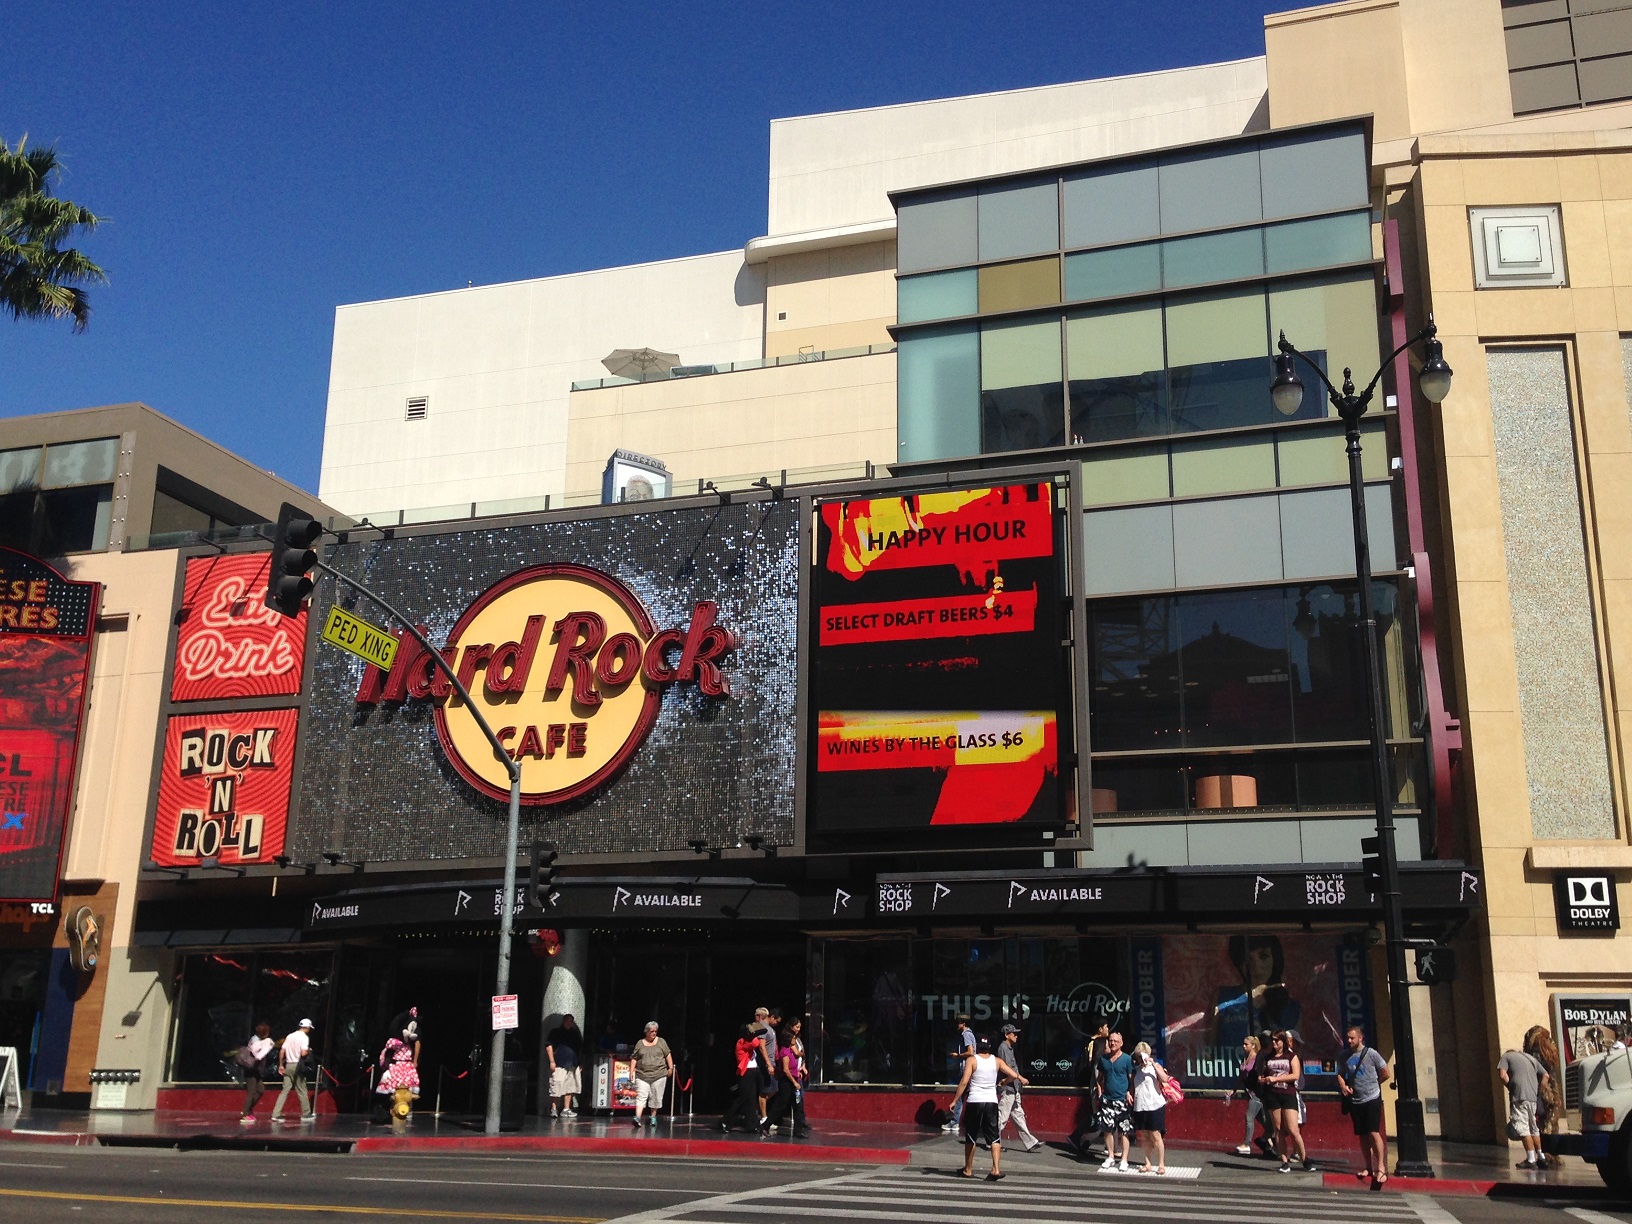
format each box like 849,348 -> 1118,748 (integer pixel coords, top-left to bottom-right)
358,564 -> 736,805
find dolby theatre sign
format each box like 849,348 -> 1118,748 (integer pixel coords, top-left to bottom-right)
354,563 -> 739,805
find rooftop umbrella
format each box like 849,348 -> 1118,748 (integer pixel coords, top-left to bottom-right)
602,347 -> 679,382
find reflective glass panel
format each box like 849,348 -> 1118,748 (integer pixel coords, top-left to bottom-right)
42,437 -> 118,488
1164,288 -> 1272,432
1062,160 -> 1160,248
978,257 -> 1061,312
1259,129 -> 1369,221
1161,228 -> 1265,289
1159,146 -> 1262,234
1267,273 -> 1380,405
1090,597 -> 1182,751
898,325 -> 980,462
1264,212 -> 1372,276
1178,587 -> 1294,746
0,447 -> 41,495
1170,436 -> 1277,497
1081,446 -> 1170,506
1064,243 -> 1162,300
978,179 -> 1059,261
981,317 -> 1064,453
897,191 -> 978,273
897,269 -> 978,324
1067,306 -> 1166,441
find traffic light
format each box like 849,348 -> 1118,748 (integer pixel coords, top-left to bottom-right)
1361,835 -> 1385,895
266,502 -> 323,617
1414,945 -> 1457,985
527,841 -> 558,909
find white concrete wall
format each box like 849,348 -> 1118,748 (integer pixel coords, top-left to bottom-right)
319,252 -> 766,517
764,58 -> 1270,238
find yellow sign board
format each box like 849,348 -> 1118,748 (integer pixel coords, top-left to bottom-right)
320,605 -> 399,671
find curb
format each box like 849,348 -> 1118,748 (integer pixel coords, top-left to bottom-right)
0,1129 -> 96,1147
1320,1171 -> 1607,1199
351,1134 -> 910,1164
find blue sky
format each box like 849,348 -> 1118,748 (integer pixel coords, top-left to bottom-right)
3,1 -> 1275,495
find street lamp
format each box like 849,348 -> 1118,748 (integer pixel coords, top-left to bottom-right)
1269,318 -> 1452,1179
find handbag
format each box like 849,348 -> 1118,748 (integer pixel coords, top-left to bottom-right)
1160,1074 -> 1184,1104
233,1045 -> 259,1071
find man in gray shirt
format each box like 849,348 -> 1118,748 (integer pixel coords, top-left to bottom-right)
1498,1043 -> 1549,1168
1339,1026 -> 1391,1183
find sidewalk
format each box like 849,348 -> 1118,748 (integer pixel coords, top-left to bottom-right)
0,1105 -> 1614,1195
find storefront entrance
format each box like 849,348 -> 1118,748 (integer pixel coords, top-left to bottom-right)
587,928 -> 806,1112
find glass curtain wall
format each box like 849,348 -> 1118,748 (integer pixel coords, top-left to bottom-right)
168,950 -> 334,1083
896,123 -> 1378,462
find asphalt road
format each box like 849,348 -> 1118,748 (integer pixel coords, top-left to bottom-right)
0,1142 -> 1629,1224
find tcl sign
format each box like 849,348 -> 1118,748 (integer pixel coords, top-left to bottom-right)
356,564 -> 738,805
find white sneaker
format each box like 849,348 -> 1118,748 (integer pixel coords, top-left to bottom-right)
561,1109 -> 577,1118
238,1116 -> 255,1125
1101,1154 -> 1116,1169
1118,1159 -> 1129,1172
550,1108 -> 559,1119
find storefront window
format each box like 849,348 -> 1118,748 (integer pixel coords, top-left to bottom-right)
169,950 -> 333,1083
1152,933 -> 1372,1089
816,935 -> 1129,1087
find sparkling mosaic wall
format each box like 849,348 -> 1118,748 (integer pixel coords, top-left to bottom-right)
293,501 -> 800,860
1488,347 -> 1616,839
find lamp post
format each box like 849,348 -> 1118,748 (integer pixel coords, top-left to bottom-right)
1270,319 -> 1452,1179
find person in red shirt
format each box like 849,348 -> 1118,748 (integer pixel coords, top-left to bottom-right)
719,1019 -> 765,1132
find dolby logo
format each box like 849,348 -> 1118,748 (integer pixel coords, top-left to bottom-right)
1555,871 -> 1620,933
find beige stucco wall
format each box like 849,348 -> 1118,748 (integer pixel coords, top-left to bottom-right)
1266,0 -> 1511,143
1415,134 -> 1632,1135
60,548 -> 182,1107
764,240 -> 897,358
565,353 -> 896,499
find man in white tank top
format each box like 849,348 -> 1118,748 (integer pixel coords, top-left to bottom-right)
949,1035 -> 1026,1181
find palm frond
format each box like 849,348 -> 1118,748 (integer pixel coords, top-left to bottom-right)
0,135 -> 104,332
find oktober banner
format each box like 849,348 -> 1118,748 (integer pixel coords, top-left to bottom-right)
810,483 -> 1067,835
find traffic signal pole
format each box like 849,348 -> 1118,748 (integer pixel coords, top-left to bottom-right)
262,507 -> 524,1136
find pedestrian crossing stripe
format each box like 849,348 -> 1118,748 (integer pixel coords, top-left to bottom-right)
1094,1164 -> 1202,1179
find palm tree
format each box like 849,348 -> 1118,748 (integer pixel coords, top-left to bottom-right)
0,136 -> 105,332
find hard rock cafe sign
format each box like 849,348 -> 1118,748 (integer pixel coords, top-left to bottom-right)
355,564 -> 738,805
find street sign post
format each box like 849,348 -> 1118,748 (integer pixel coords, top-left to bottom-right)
491,994 -> 519,1031
320,605 -> 399,671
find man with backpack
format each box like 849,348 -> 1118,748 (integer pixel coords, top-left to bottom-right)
1338,1026 -> 1391,1185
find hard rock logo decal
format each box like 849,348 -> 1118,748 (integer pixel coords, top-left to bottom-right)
355,564 -> 737,805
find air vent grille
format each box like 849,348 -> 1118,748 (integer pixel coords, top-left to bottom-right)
405,396 -> 428,421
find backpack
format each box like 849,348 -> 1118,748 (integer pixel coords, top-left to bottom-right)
1160,1073 -> 1184,1104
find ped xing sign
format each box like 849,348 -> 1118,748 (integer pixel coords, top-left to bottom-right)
321,605 -> 399,671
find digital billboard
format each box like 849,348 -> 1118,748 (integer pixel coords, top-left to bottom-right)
170,553 -> 308,702
809,482 -> 1067,837
0,547 -> 100,903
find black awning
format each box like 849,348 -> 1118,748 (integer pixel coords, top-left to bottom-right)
305,875 -> 798,934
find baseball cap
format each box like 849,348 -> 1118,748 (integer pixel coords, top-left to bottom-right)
298,1018 -> 313,1028
1000,1023 -> 1019,1035
976,1036 -> 993,1053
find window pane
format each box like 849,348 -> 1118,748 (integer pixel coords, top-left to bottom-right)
151,488 -> 215,537
1082,446 -> 1169,506
1090,597 -> 1181,751
1173,495 -> 1283,587
1264,212 -> 1372,275
1289,580 -> 1407,743
1267,273 -> 1380,397
1259,130 -> 1370,220
898,325 -> 980,462
0,447 -> 41,495
978,180 -> 1059,261
1085,759 -> 1186,814
1178,588 -> 1294,746
897,191 -> 978,273
1062,160 -> 1159,248
1161,228 -> 1265,289
42,438 -> 118,488
1171,436 -> 1277,497
1067,306 -> 1167,441
1084,504 -> 1176,594
1064,243 -> 1161,300
170,953 -> 254,1082
820,938 -> 913,1085
1277,419 -> 1387,487
978,257 -> 1060,312
1159,146 -> 1262,234
1164,288 -> 1272,432
38,485 -> 112,553
981,318 -> 1063,453
898,269 -> 978,323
